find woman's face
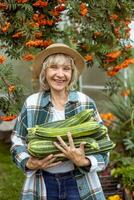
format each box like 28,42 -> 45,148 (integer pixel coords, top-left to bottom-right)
45,55 -> 72,93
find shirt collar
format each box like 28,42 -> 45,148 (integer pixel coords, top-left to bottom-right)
68,90 -> 78,103
41,90 -> 78,107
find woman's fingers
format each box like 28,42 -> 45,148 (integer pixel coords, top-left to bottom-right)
80,141 -> 86,151
42,155 -> 58,166
42,157 -> 61,168
27,154 -> 62,169
46,161 -> 62,168
42,154 -> 54,162
67,132 -> 75,148
54,141 -> 67,154
57,136 -> 69,150
54,153 -> 66,157
46,157 -> 56,164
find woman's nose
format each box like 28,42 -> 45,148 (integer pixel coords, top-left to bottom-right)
56,68 -> 64,76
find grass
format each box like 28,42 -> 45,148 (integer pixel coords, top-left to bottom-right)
0,141 -> 24,200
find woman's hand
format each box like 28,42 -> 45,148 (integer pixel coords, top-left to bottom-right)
54,132 -> 91,167
26,154 -> 62,170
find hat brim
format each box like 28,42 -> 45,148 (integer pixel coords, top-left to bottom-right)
32,43 -> 85,79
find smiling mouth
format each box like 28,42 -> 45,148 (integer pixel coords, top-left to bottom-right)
54,79 -> 65,83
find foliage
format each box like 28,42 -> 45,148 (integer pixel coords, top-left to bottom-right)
104,68 -> 134,156
101,67 -> 134,192
0,0 -> 65,59
0,58 -> 25,116
110,151 -> 134,167
0,1 -> 134,114
0,0 -> 134,192
111,166 -> 134,192
0,0 -> 134,76
0,141 -> 24,200
65,0 -> 134,75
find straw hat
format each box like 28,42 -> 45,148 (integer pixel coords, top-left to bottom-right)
32,43 -> 86,79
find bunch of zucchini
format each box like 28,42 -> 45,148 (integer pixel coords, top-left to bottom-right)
27,109 -> 115,159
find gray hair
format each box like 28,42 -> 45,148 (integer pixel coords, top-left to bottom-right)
39,53 -> 78,91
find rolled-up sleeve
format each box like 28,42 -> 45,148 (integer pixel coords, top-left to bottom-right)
86,153 -> 109,172
10,102 -> 30,172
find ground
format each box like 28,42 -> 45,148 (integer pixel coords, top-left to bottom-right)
0,141 -> 24,200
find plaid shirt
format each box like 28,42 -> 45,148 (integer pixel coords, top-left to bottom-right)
11,90 -> 109,200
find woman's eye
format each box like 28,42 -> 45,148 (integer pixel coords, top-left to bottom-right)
64,67 -> 71,71
50,65 -> 57,69
49,65 -> 71,71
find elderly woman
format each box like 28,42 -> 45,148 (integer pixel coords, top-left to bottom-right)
11,43 -> 109,200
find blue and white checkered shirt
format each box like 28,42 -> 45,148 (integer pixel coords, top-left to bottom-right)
11,90 -> 109,200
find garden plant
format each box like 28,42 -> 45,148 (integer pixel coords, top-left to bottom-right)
0,0 -> 134,199
101,67 -> 134,199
